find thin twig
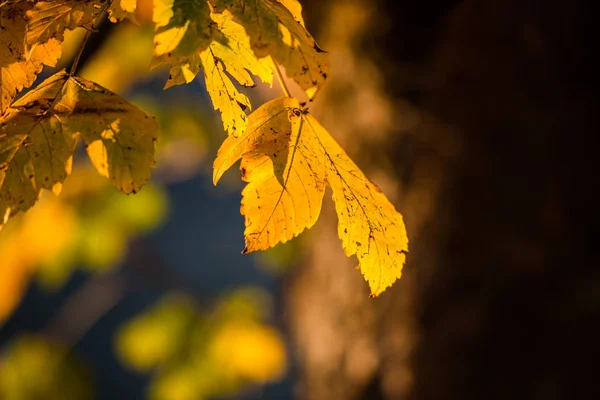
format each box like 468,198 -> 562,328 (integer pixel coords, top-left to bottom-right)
69,29 -> 92,75
271,57 -> 291,97
69,1 -> 111,75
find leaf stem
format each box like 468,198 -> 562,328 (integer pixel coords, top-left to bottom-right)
69,29 -> 92,75
271,58 -> 291,98
69,1 -> 111,75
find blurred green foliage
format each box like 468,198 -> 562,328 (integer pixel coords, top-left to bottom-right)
115,288 -> 287,400
0,335 -> 92,400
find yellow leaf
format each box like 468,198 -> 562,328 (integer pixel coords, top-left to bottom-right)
0,70 -> 158,226
59,76 -> 158,193
163,11 -> 273,137
24,0 -> 106,48
214,97 -> 326,251
210,0 -> 329,99
0,196 -> 77,324
0,2 -> 62,114
115,295 -> 195,372
199,47 -> 251,137
151,0 -> 213,61
214,97 -> 408,296
277,0 -> 304,26
209,321 -> 286,383
108,0 -> 138,23
208,12 -> 273,87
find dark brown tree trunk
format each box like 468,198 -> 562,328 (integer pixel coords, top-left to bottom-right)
286,0 -> 599,399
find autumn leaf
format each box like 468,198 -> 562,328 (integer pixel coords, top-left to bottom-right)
151,0 -> 213,62
214,97 -> 326,250
210,0 -> 329,99
108,0 -> 138,22
200,11 -> 273,89
23,0 -> 106,48
163,11 -> 273,137
0,70 -> 158,226
277,0 -> 304,26
0,2 -> 62,114
214,97 -> 408,296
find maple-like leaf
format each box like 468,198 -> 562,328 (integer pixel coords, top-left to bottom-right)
0,2 -> 62,114
23,0 -> 106,48
210,0 -> 329,99
162,11 -> 273,137
0,70 -> 157,226
151,0 -> 213,62
108,0 -> 138,23
214,97 -> 408,296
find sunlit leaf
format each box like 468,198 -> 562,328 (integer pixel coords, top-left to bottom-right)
210,0 -> 329,99
0,70 -> 158,226
151,0 -> 213,61
214,97 -> 326,250
200,47 -> 253,138
277,0 -> 304,26
24,0 -> 106,48
0,2 -> 62,114
108,0 -> 138,22
214,97 -> 408,296
162,11 -> 273,137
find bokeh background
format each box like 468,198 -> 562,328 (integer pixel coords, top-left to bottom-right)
1,0 -> 598,399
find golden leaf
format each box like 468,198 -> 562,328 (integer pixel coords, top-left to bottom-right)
0,2 -> 62,114
199,47 -> 252,137
24,0 -> 106,48
161,11 -> 273,137
151,0 -> 213,62
214,97 -> 408,296
108,0 -> 138,23
210,0 -> 329,99
0,70 -> 158,226
277,0 -> 304,26
214,97 -> 326,250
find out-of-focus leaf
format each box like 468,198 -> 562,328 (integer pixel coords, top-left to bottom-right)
0,335 -> 92,400
116,288 -> 287,400
208,321 -> 286,383
116,295 -> 196,371
0,196 -> 77,323
80,24 -> 155,93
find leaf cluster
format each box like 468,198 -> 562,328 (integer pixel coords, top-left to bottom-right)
0,0 -> 408,296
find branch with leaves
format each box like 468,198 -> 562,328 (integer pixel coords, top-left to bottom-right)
0,0 -> 408,296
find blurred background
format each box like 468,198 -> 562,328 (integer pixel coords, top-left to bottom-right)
1,0 -> 598,399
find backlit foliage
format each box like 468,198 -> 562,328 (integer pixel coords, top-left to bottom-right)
0,335 -> 92,399
115,289 -> 287,399
0,0 -> 408,296
0,167 -> 167,323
